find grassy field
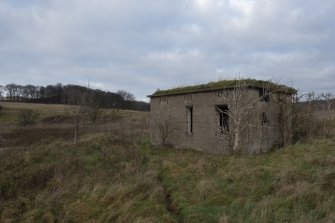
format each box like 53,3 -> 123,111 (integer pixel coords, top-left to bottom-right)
0,102 -> 334,223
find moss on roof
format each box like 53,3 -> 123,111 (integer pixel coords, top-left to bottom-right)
150,79 -> 296,97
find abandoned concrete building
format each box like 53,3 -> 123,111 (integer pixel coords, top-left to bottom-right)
149,79 -> 296,155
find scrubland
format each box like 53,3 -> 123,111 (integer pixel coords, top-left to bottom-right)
0,102 -> 334,223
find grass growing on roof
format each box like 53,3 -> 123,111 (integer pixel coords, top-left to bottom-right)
151,79 -> 296,97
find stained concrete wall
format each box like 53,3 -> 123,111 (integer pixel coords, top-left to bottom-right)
150,89 -> 292,154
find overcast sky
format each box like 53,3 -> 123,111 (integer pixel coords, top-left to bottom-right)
0,0 -> 334,101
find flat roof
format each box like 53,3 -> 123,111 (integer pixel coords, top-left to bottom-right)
149,79 -> 297,98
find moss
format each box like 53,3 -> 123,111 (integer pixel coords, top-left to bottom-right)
151,79 -> 297,97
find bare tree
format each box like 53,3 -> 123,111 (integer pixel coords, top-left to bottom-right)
87,90 -> 102,123
16,85 -> 24,101
214,79 -> 274,155
0,85 -> 4,117
117,90 -> 135,101
5,83 -> 17,101
64,88 -> 89,143
25,84 -> 38,99
320,93 -> 334,111
0,85 -> 4,100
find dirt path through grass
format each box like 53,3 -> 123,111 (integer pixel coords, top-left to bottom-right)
157,174 -> 182,223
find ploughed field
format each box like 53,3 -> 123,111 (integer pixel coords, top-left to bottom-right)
0,102 -> 334,223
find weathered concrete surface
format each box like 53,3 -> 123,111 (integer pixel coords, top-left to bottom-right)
150,88 -> 292,155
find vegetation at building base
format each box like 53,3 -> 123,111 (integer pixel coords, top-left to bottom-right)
0,102 -> 334,222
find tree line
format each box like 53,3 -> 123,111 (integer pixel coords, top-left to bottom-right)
0,83 -> 149,111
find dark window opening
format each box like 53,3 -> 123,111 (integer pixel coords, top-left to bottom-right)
261,112 -> 267,125
216,105 -> 229,132
259,88 -> 270,102
187,107 -> 193,134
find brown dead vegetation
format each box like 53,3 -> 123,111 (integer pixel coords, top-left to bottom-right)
0,101 -> 334,223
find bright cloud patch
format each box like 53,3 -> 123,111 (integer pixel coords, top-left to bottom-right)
0,0 -> 334,99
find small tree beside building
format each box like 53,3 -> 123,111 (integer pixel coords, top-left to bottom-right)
149,79 -> 296,155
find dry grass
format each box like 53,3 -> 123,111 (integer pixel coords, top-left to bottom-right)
0,102 -> 66,121
0,139 -> 174,222
0,103 -> 334,222
314,110 -> 335,121
151,142 -> 335,223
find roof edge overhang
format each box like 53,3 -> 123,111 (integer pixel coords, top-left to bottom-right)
148,85 -> 296,98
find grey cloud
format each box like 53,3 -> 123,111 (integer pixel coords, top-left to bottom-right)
0,0 -> 334,100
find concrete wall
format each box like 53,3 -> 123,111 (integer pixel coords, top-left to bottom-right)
150,89 -> 292,154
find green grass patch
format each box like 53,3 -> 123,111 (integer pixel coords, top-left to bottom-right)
146,142 -> 335,223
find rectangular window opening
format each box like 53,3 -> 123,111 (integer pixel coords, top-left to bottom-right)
160,97 -> 168,104
259,88 -> 270,102
216,105 -> 229,132
261,112 -> 267,126
187,107 -> 193,134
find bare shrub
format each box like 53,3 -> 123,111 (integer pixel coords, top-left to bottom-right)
287,91 -> 335,142
16,108 -> 40,127
157,118 -> 175,146
87,106 -> 101,123
319,93 -> 334,111
276,89 -> 296,146
264,85 -> 333,146
110,109 -> 121,122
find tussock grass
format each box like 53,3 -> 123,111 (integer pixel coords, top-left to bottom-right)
1,127 -> 73,147
1,141 -> 334,222
147,142 -> 335,223
0,138 -> 174,222
0,103 -> 334,222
